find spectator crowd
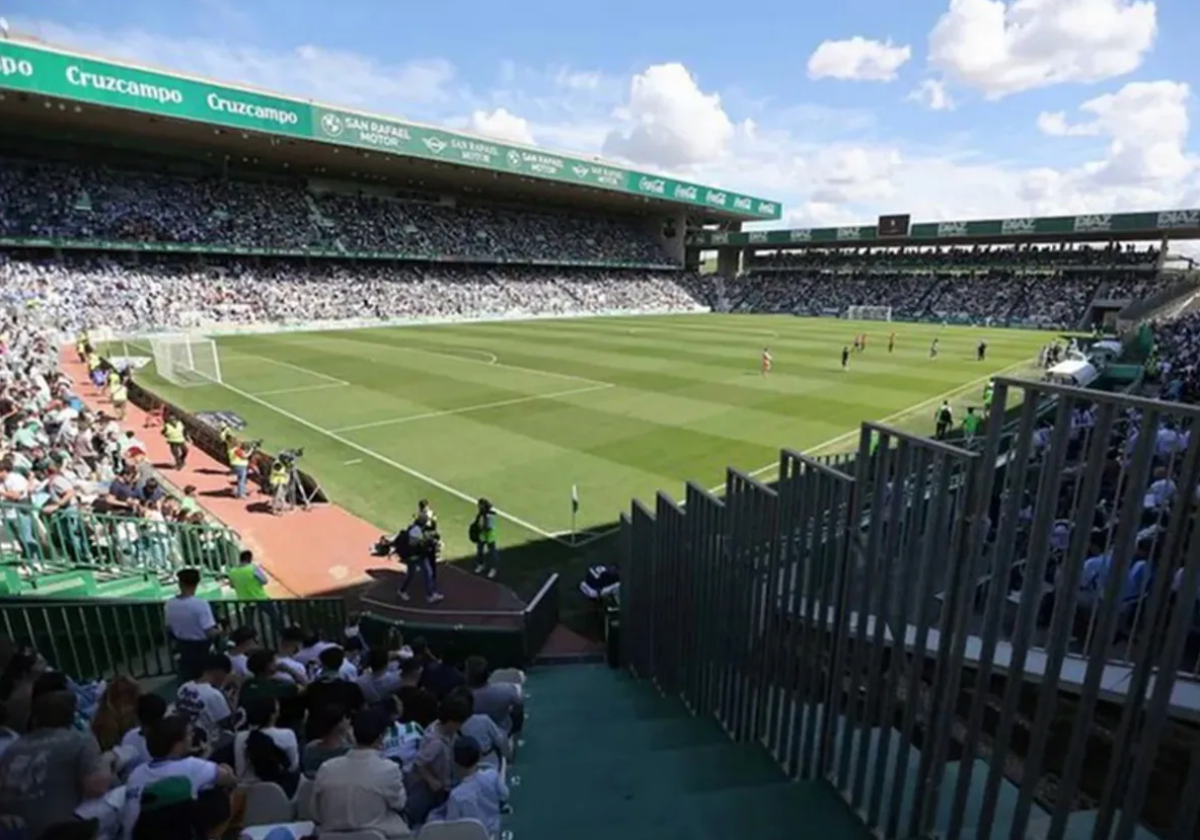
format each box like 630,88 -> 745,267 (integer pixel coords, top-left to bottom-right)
0,256 -> 709,336
0,604 -> 524,840
0,159 -> 673,267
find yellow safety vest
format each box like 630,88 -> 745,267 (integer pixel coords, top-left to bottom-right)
269,466 -> 288,487
228,564 -> 268,601
111,384 -> 128,403
163,421 -> 186,444
86,353 -> 99,371
229,448 -> 249,467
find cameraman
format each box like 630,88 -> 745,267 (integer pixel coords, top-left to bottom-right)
227,438 -> 252,500
395,512 -> 444,604
269,458 -> 290,514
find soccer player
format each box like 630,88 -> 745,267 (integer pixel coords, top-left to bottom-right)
761,347 -> 772,375
860,334 -> 868,351
888,331 -> 896,353
977,340 -> 988,361
841,346 -> 850,370
930,338 -> 939,359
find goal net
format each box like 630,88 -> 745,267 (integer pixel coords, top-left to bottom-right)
846,305 -> 893,321
148,334 -> 224,387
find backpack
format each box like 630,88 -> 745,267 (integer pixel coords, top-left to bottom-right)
468,520 -> 481,544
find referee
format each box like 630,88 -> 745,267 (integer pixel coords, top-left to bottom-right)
164,568 -> 221,681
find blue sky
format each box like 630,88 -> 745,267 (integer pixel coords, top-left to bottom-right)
4,0 -> 1199,231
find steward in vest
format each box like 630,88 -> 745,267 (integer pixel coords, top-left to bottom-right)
228,439 -> 251,500
162,414 -> 189,469
470,497 -> 499,579
228,550 -> 270,601
109,370 -> 129,421
269,459 -> 290,515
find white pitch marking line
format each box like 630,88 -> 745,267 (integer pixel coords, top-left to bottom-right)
208,378 -> 568,544
392,345 -> 610,387
332,383 -> 615,433
254,383 -> 350,397
707,357 -> 1035,493
237,351 -> 351,386
343,459 -> 363,466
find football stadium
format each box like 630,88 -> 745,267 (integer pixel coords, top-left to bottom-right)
1,32 -> 1200,840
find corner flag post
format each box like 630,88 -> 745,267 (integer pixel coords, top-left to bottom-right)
571,484 -> 580,545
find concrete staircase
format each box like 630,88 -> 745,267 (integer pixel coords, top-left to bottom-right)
505,664 -> 1165,840
505,664 -> 869,840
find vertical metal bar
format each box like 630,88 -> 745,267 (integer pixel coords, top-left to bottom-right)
973,394 -> 1079,840
866,440 -> 918,828
849,433 -> 896,815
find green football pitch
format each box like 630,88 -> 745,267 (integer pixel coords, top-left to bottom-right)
121,314 -> 1049,602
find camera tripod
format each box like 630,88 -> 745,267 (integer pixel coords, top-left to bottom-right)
273,465 -> 323,514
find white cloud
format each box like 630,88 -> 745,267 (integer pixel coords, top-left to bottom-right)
907,79 -> 955,111
467,107 -> 536,146
807,37 -> 912,82
602,63 -> 737,169
1037,81 -> 1195,187
929,0 -> 1157,98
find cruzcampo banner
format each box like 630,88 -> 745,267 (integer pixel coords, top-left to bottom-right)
0,40 -> 311,136
0,40 -> 783,221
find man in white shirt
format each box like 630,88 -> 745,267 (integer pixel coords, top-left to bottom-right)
122,715 -> 236,840
175,654 -> 234,751
165,568 -> 221,681
314,708 -> 410,839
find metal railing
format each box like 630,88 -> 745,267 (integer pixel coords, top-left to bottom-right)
0,597 -> 346,681
620,376 -> 1200,840
1,501 -> 241,578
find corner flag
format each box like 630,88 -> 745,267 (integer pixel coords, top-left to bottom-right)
570,484 -> 580,544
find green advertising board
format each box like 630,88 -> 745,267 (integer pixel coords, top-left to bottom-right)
688,208 -> 1200,247
0,41 -> 782,221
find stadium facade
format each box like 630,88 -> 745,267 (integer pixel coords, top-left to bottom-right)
691,209 -> 1200,275
0,36 -> 780,267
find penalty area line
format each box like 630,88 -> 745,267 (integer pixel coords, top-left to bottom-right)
209,378 -> 570,545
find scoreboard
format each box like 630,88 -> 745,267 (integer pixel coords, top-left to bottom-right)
877,214 -> 911,238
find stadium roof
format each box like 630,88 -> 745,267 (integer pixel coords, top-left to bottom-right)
0,38 -> 782,223
688,209 -> 1200,250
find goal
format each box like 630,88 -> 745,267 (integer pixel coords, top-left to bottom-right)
148,333 -> 224,387
846,305 -> 893,321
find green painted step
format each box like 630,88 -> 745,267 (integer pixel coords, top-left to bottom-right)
513,739 -> 788,804
515,714 -> 733,764
20,569 -> 96,597
506,779 -> 871,840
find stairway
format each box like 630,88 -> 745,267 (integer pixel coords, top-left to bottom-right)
506,664 -> 870,840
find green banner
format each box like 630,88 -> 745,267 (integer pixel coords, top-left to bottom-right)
0,41 -> 782,221
689,208 -> 1200,247
0,40 -> 311,136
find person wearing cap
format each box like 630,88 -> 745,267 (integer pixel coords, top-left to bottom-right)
313,707 -> 411,838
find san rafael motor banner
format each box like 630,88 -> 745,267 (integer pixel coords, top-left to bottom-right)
0,40 -> 782,220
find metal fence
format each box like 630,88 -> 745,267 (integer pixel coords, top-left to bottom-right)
1,501 -> 241,576
0,597 -> 347,681
620,375 -> 1200,840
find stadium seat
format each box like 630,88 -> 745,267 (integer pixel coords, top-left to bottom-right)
416,819 -> 489,840
240,782 -> 295,827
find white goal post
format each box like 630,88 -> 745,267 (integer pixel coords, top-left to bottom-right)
148,333 -> 224,387
846,305 -> 893,322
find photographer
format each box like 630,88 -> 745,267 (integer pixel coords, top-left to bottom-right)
226,438 -> 253,500
395,512 -> 444,604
